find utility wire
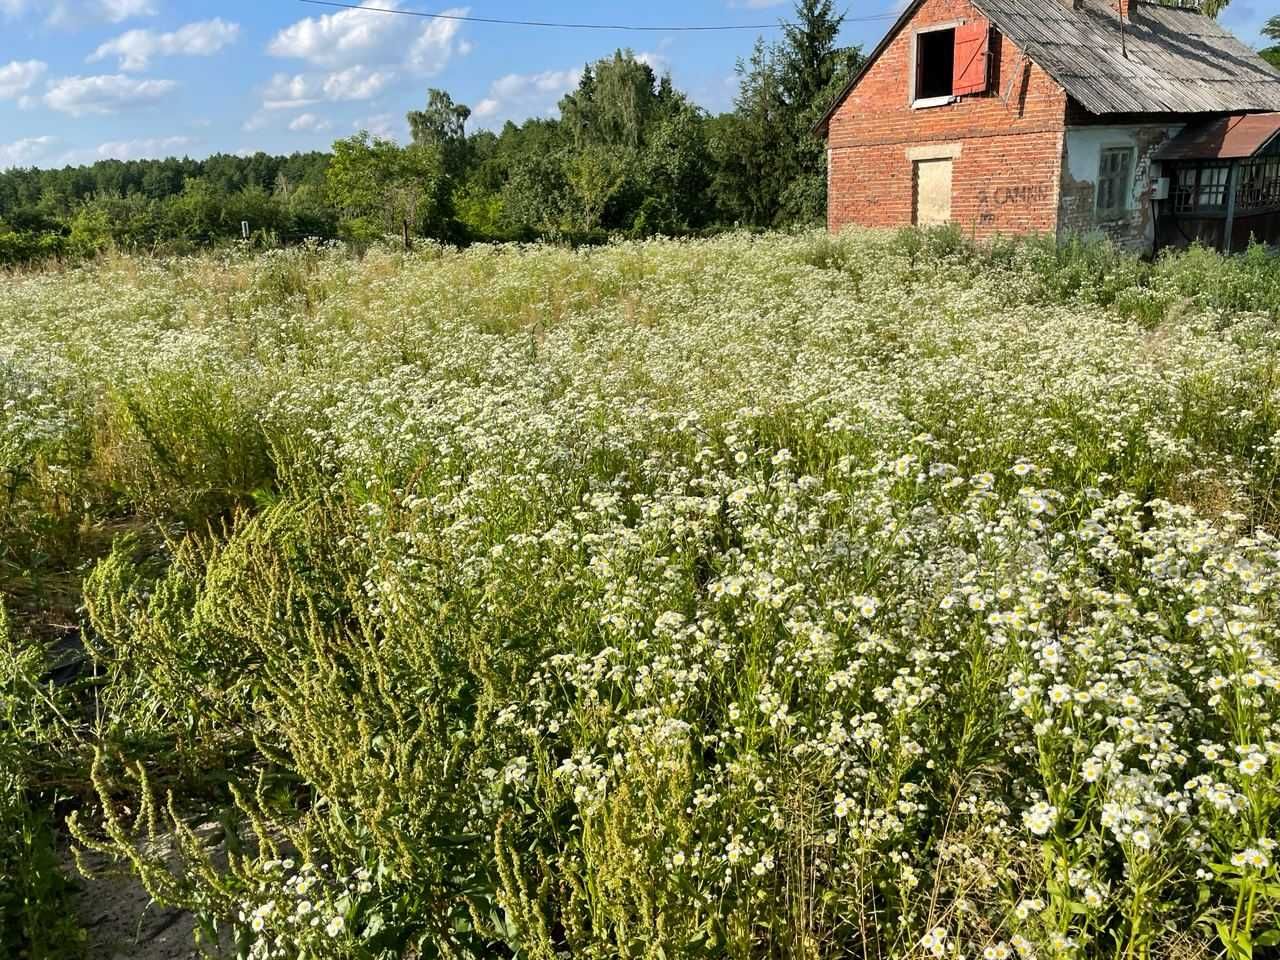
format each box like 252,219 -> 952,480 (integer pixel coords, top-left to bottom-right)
296,0 -> 901,31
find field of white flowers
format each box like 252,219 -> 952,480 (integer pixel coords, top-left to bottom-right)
4,230 -> 1280,960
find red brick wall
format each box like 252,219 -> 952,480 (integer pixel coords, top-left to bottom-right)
826,0 -> 1070,238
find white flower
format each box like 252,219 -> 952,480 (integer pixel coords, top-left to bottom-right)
920,926 -> 949,957
1023,802 -> 1057,836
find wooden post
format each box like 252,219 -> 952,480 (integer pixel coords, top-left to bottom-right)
1223,162 -> 1240,254
402,218 -> 411,251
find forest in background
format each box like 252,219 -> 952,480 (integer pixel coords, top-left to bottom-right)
0,0 -> 860,264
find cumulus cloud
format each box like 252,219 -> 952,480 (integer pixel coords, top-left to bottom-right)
288,112 -> 331,133
264,1 -> 469,115
4,0 -> 154,21
323,64 -> 395,100
472,67 -> 581,123
352,112 -> 401,139
95,0 -> 154,20
262,3 -> 469,118
635,51 -> 671,74
405,13 -> 466,76
0,59 -> 46,100
262,65 -> 394,110
44,73 -> 175,116
0,135 -> 56,169
89,19 -> 240,71
42,0 -> 156,26
269,0 -> 411,67
90,135 -> 197,161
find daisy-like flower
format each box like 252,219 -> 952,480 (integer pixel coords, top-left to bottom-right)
1023,802 -> 1057,836
1239,756 -> 1265,776
920,927 -> 949,958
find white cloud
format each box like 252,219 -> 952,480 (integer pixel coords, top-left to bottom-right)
0,135 -> 55,169
90,135 -> 196,161
0,59 -> 46,99
268,2 -> 470,76
288,112 -> 331,133
44,0 -> 156,27
44,73 -> 175,116
262,73 -> 319,111
405,12 -> 465,76
96,0 -> 154,21
353,112 -> 401,139
89,19 -> 240,71
472,67 -> 581,123
262,65 -> 393,111
323,64 -> 395,100
269,0 -> 408,67
636,51 -> 671,74
3,0 -> 153,22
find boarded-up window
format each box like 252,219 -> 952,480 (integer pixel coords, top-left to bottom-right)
914,158 -> 953,226
952,21 -> 990,96
1096,147 -> 1134,218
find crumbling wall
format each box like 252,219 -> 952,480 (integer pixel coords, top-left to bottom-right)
1058,124 -> 1183,254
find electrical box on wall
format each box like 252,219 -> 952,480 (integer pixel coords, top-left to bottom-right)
1151,177 -> 1170,201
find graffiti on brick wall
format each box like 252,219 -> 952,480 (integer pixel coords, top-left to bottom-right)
975,182 -> 1053,226
977,184 -> 1052,209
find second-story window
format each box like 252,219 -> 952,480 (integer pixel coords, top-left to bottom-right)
916,28 -> 956,101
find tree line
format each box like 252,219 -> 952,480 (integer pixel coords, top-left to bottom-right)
0,0 -> 859,264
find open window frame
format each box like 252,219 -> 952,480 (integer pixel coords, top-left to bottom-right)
909,20 -> 962,109
908,19 -> 991,110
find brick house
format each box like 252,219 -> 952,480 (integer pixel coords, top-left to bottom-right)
817,0 -> 1280,253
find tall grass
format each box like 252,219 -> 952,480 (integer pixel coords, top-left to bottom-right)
2,230 -> 1280,959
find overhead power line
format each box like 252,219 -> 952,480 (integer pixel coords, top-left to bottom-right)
296,0 -> 901,32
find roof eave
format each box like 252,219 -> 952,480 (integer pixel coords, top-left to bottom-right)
814,0 -> 928,138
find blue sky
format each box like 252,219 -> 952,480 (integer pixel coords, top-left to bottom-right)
0,0 -> 1274,170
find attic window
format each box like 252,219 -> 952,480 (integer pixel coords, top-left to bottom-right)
916,28 -> 956,102
913,21 -> 990,107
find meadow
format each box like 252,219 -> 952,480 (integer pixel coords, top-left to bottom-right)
4,229 -> 1280,960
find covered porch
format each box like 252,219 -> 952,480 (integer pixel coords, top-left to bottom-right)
1154,113 -> 1280,254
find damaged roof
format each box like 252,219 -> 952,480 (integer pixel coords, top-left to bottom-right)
818,0 -> 1280,134
1154,112 -> 1280,161
979,0 -> 1280,115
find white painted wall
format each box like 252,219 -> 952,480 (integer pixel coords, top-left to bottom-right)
1061,123 -> 1185,252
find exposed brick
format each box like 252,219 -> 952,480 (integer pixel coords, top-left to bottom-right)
826,0 -> 1068,240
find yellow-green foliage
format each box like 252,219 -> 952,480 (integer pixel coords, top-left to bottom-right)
4,231 -> 1280,960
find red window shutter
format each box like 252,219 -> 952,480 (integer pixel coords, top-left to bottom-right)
952,20 -> 990,96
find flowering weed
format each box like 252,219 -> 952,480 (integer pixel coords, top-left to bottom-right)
3,231 -> 1280,958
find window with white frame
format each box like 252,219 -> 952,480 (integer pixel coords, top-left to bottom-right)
915,27 -> 956,102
